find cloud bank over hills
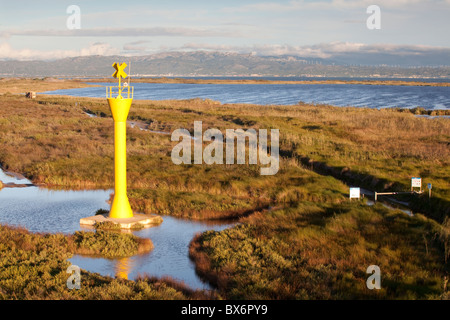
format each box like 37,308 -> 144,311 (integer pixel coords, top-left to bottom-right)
1,41 -> 449,67
1,50 -> 449,79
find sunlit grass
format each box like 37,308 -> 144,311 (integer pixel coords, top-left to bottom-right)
0,79 -> 449,300
190,202 -> 449,299
2,93 -> 447,220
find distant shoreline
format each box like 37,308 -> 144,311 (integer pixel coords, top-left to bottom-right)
1,78 -> 449,96
84,77 -> 450,87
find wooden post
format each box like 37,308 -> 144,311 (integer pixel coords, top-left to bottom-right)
374,192 -> 377,202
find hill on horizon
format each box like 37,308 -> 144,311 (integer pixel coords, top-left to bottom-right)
1,51 -> 449,79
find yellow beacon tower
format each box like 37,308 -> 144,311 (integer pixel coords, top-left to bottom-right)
107,62 -> 134,219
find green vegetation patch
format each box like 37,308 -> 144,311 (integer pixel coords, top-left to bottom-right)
71,230 -> 146,258
0,224 -> 212,300
190,202 -> 449,300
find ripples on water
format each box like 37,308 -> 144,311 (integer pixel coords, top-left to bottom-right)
42,82 -> 450,110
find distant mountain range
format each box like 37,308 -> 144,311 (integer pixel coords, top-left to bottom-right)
1,51 -> 449,79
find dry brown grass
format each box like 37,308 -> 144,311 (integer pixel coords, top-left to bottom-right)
0,77 -> 96,94
1,87 -> 449,220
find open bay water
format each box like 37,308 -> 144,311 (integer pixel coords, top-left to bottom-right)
42,81 -> 450,110
0,168 -> 233,290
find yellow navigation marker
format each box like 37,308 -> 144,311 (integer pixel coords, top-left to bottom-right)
107,62 -> 134,219
79,63 -> 163,229
112,62 -> 128,79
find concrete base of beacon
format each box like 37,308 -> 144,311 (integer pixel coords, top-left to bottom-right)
80,213 -> 163,230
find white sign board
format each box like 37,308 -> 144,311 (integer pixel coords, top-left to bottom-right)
349,187 -> 361,199
411,177 -> 422,188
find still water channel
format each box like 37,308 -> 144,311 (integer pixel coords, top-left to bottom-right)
0,168 -> 234,290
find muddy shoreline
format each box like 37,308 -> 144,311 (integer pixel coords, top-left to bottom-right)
84,77 -> 450,87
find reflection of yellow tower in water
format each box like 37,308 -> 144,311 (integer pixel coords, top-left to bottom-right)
116,257 -> 131,280
107,62 -> 134,219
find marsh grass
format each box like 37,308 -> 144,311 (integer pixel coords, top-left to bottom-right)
0,77 -> 96,95
70,229 -> 152,258
0,79 -> 449,300
190,202 -> 449,299
93,220 -> 145,231
0,90 -> 448,221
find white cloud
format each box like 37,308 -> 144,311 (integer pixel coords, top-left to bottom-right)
123,40 -> 152,52
0,27 -> 242,38
223,0 -> 443,13
0,42 -> 119,61
166,41 -> 450,59
336,0 -> 436,8
222,0 -> 305,13
173,42 -> 365,58
3,39 -> 448,61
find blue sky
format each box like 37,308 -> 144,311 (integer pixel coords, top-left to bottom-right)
1,0 -> 449,60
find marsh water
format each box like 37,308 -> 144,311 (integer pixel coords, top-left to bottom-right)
70,218 -> 233,289
0,168 -> 234,290
0,166 -> 412,290
43,81 -> 450,110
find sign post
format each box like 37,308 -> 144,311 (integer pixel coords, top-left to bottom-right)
349,187 -> 361,200
411,177 -> 422,192
427,183 -> 432,199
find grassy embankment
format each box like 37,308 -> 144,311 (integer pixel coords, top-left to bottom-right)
0,77 -> 96,95
0,79 -> 449,299
190,204 -> 450,299
1,90 -> 448,221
